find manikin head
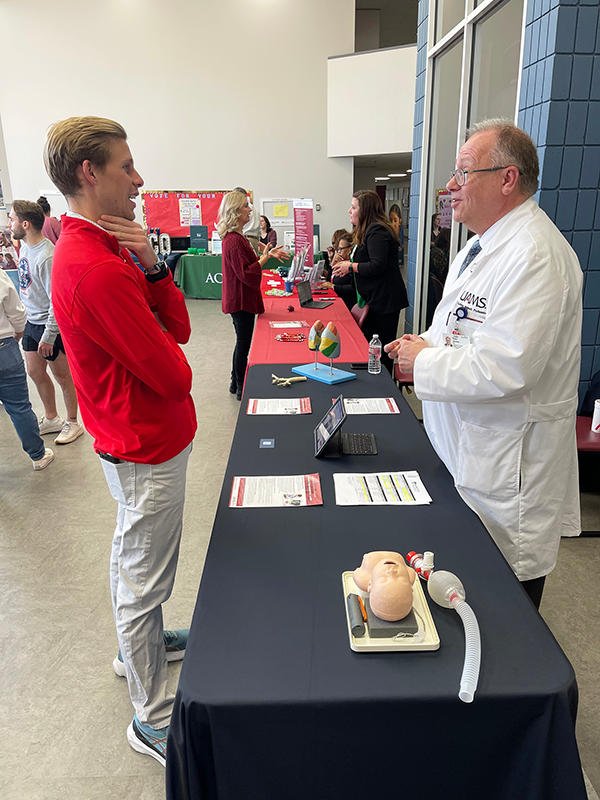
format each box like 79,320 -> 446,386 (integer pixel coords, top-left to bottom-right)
368,558 -> 416,621
353,551 -> 416,622
353,551 -> 404,591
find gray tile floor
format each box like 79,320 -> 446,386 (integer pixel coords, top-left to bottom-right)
1,298 -> 598,799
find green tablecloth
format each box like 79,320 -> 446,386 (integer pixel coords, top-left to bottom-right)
177,254 -> 222,299
177,251 -> 324,298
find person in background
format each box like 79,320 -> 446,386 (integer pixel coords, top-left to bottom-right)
1,229 -> 18,260
218,192 -> 288,400
332,190 -> 408,374
233,186 -> 261,254
430,212 -> 441,244
0,268 -> 54,470
5,252 -> 16,270
385,119 -> 582,610
37,195 -> 62,244
10,200 -> 84,445
319,231 -> 356,310
258,215 -> 277,251
45,115 -> 197,766
324,228 -> 350,280
389,203 -> 404,266
429,226 -> 451,284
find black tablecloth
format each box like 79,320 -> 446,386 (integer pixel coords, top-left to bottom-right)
166,365 -> 585,800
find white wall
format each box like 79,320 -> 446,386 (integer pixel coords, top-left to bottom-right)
327,45 -> 417,157
0,0 -> 355,243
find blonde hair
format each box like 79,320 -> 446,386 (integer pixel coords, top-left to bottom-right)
44,116 -> 127,197
217,192 -> 248,238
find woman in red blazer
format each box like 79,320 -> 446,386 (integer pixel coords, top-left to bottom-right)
218,192 -> 287,399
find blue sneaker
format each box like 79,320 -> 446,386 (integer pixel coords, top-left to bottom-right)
113,629 -> 189,677
127,714 -> 168,766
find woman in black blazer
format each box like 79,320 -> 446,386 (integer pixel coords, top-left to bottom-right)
332,190 -> 408,374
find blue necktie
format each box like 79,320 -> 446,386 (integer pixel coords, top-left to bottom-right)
457,240 -> 481,278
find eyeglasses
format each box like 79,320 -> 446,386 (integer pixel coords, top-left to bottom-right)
449,166 -> 514,186
336,245 -> 351,252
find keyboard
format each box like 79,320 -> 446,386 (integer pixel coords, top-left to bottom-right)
342,433 -> 378,456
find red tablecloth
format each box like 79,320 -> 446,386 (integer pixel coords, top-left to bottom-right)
248,273 -> 368,366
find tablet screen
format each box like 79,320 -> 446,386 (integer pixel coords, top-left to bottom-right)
315,395 -> 346,456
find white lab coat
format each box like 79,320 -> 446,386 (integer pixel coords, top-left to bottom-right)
243,203 -> 261,240
414,198 -> 582,581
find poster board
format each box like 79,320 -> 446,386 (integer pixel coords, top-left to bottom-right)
436,189 -> 452,229
261,198 -> 295,233
141,190 -> 230,238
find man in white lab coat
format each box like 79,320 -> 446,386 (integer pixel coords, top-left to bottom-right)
385,119 -> 583,608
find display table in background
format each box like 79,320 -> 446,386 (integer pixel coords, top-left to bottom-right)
248,271 -> 368,366
176,253 -> 324,299
166,365 -> 586,800
177,254 -> 222,299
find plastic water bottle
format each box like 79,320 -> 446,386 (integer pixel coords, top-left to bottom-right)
368,334 -> 382,374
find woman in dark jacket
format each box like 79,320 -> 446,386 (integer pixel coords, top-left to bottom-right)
332,190 -> 408,374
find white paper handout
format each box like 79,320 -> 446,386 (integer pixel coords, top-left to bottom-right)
247,398 -> 312,415
269,321 -> 309,328
333,471 -> 432,506
229,473 -> 323,507
343,398 -> 400,414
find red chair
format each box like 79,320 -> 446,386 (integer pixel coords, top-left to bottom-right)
576,415 -> 600,452
350,303 -> 370,329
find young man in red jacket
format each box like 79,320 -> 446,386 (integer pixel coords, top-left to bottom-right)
45,117 -> 197,766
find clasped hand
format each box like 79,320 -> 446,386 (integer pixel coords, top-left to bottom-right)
384,334 -> 429,372
331,260 -> 352,277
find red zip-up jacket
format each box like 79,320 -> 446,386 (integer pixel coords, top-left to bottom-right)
52,216 -> 196,464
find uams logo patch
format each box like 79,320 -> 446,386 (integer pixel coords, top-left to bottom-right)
459,289 -> 487,310
18,257 -> 32,291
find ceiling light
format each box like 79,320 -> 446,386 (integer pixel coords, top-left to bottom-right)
375,176 -> 390,181
388,173 -> 407,178
406,169 -> 412,173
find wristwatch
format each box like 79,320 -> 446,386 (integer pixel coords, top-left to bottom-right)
144,253 -> 170,283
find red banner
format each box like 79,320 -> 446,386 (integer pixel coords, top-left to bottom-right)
293,199 -> 314,267
141,191 -> 228,238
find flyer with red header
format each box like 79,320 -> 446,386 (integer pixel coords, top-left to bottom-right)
229,473 -> 322,507
247,398 -> 312,415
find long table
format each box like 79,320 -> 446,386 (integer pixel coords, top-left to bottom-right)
249,272 -> 368,366
166,364 -> 586,800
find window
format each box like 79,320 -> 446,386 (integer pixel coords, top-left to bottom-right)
413,0 -> 525,331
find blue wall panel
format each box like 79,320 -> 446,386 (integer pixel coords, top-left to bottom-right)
521,0 -> 600,405
408,0 -> 600,396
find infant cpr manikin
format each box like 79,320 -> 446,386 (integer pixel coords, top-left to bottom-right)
353,551 -> 416,621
